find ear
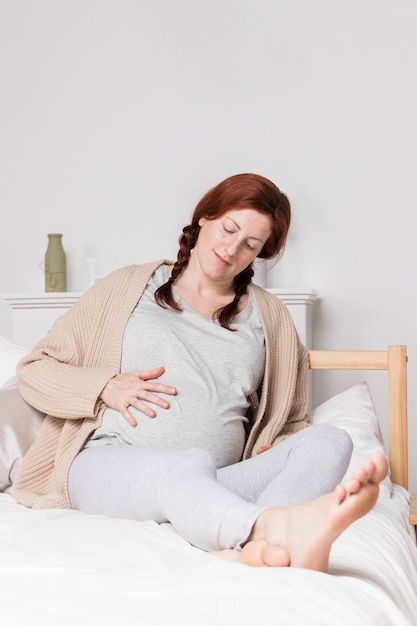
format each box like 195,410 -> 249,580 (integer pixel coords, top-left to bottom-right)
198,217 -> 206,227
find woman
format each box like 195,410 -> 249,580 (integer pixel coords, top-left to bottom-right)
12,173 -> 387,571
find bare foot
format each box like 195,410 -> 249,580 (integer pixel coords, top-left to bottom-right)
212,542 -> 290,567
212,451 -> 388,571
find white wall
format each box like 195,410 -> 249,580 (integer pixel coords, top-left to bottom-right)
1,1 -> 416,490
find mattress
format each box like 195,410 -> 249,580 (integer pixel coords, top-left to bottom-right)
0,485 -> 416,626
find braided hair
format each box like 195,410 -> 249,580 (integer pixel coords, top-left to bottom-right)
155,173 -> 291,330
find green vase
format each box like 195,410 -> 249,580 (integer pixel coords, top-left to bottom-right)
44,233 -> 67,292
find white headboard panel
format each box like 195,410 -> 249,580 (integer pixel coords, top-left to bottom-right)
2,289 -> 317,350
2,293 -> 82,348
267,288 -> 317,348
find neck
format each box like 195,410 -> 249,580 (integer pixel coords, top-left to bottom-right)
177,262 -> 234,299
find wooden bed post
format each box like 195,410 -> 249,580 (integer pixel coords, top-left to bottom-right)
387,345 -> 408,490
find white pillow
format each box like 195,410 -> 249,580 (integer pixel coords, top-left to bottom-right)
0,337 -> 29,387
311,381 -> 392,497
0,338 -> 45,493
0,381 -> 45,492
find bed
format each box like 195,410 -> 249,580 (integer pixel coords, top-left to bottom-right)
1,338 -> 416,626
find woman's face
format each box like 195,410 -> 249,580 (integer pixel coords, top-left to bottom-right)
194,207 -> 273,285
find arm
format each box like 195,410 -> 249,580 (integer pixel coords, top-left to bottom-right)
17,277 -> 120,419
244,285 -> 311,458
271,338 -> 312,442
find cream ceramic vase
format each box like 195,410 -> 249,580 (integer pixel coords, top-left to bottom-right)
44,233 -> 67,292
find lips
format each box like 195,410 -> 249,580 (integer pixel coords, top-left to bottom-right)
214,251 -> 231,266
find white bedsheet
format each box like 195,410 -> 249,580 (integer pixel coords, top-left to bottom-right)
1,486 -> 416,626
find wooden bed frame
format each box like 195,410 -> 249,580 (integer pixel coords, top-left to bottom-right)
308,345 -> 417,525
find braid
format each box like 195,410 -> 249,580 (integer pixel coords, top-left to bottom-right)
154,224 -> 199,311
216,264 -> 254,331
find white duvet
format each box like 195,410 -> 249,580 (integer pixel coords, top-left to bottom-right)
1,486 -> 416,626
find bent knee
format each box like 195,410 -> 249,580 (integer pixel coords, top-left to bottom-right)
310,423 -> 353,455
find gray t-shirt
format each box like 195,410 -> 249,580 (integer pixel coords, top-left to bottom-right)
87,265 -> 265,467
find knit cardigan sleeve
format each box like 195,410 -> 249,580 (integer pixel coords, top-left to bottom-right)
243,284 -> 311,459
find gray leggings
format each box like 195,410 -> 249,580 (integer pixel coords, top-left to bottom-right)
68,424 -> 353,552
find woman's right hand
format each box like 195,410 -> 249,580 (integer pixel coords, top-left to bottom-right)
99,367 -> 177,427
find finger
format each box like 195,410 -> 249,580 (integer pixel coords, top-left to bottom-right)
135,402 -> 157,418
255,445 -> 273,455
130,388 -> 160,418
140,388 -> 176,408
135,367 -> 166,381
148,382 -> 177,396
120,405 -> 138,427
134,390 -> 168,411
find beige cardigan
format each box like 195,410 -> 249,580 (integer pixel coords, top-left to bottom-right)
12,260 -> 311,510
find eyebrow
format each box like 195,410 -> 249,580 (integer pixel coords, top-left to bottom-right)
225,217 -> 264,243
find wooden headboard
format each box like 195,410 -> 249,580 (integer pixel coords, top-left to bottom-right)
308,345 -> 416,525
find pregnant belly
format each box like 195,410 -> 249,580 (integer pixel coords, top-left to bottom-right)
97,403 -> 247,468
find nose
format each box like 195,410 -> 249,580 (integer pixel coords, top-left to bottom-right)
224,240 -> 239,256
